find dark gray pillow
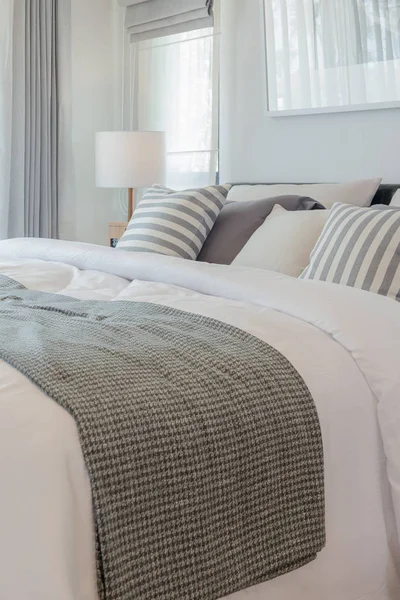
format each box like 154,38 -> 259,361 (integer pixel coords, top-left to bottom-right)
197,195 -> 323,265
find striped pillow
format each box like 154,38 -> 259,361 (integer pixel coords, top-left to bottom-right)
117,184 -> 231,259
301,203 -> 400,302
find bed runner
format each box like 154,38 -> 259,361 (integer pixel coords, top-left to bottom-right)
0,275 -> 325,600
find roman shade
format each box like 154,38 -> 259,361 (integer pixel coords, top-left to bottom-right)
119,0 -> 214,42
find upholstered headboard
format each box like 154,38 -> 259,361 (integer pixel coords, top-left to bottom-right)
371,184 -> 399,205
229,183 -> 399,206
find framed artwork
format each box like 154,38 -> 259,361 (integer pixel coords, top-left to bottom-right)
264,0 -> 400,115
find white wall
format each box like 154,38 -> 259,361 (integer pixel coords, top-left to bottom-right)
59,0 -> 125,244
220,0 -> 400,185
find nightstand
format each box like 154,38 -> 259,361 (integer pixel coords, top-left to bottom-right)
108,222 -> 128,248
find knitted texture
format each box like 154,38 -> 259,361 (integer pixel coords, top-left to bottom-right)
0,275 -> 325,600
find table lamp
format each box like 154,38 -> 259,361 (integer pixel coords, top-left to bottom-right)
95,131 -> 166,221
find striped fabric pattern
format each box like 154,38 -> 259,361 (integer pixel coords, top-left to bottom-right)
301,203 -> 400,302
117,184 -> 231,259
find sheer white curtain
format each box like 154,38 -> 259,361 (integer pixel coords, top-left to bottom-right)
0,0 -> 13,239
134,27 -> 219,189
265,0 -> 400,111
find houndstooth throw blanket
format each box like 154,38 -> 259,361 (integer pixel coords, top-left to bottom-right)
0,275 -> 325,600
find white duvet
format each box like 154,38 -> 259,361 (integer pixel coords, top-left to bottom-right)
0,238 -> 400,600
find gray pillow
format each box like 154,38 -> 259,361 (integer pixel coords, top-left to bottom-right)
197,195 -> 323,265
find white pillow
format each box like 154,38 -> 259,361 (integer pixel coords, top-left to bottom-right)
227,178 -> 382,209
232,205 -> 329,277
390,190 -> 400,207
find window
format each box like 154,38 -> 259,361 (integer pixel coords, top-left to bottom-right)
134,27 -> 219,189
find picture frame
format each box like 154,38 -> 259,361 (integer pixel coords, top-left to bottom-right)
263,0 -> 400,117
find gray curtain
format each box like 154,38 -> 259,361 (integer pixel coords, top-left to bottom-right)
25,0 -> 59,238
8,0 -> 59,239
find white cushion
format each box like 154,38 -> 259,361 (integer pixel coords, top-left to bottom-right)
227,179 -> 382,209
390,190 -> 400,207
232,205 -> 329,277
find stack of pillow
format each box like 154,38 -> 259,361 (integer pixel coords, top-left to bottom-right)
117,177 -> 400,303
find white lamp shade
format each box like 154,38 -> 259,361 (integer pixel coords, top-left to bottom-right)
95,131 -> 166,188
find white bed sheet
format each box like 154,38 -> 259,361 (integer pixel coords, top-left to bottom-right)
0,239 -> 400,600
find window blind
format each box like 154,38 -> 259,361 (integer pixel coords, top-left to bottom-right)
119,0 -> 214,42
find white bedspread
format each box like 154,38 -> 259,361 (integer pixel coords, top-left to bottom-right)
0,238 -> 400,600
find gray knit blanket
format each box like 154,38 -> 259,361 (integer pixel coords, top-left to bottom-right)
0,275 -> 325,600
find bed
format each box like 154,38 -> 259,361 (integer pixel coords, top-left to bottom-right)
0,184 -> 399,600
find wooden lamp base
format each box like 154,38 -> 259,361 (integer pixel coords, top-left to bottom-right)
128,188 -> 135,222
108,188 -> 134,247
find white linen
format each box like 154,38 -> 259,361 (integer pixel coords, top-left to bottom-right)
232,205 -> 329,276
227,179 -> 382,209
0,238 -> 400,600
